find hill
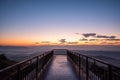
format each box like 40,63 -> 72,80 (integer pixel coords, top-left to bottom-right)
0,54 -> 17,70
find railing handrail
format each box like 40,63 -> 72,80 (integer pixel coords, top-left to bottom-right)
69,51 -> 120,69
0,50 -> 53,80
52,49 -> 68,51
67,50 -> 120,80
0,51 -> 51,72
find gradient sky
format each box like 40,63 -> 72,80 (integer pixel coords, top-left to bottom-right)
0,0 -> 120,46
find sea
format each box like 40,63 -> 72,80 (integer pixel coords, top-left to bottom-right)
0,45 -> 120,67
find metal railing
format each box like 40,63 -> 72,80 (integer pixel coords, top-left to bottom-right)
1,49 -> 120,80
0,51 -> 53,80
67,51 -> 120,80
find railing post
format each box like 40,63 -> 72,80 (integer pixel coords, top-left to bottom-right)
108,65 -> 112,80
36,56 -> 39,80
79,54 -> 81,76
86,57 -> 89,80
17,65 -> 20,80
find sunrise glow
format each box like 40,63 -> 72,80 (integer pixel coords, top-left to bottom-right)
0,0 -> 120,46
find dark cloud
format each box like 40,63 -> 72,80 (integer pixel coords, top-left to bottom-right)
59,39 -> 66,43
82,33 -> 96,38
82,33 -> 117,40
67,42 -> 78,44
109,36 -> 116,39
105,39 -> 120,41
96,35 -> 116,39
79,38 -> 88,41
89,39 -> 98,41
100,42 -> 109,44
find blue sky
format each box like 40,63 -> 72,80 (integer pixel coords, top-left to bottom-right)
0,0 -> 120,46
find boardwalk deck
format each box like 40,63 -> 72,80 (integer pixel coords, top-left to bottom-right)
43,55 -> 80,80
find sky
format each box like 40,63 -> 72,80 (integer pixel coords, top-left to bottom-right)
0,0 -> 120,46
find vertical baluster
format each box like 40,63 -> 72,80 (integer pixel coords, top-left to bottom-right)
79,54 -> 80,76
108,65 -> 112,80
17,65 -> 20,80
86,57 -> 89,80
36,56 -> 38,80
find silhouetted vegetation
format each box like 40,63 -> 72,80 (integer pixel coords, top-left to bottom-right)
0,54 -> 17,70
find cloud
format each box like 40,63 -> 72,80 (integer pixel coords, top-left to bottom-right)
79,38 -> 88,41
109,36 -> 116,39
67,42 -> 78,44
81,33 -> 117,39
82,33 -> 96,38
105,39 -> 120,41
96,35 -> 116,39
89,39 -> 98,41
41,41 -> 50,43
100,42 -> 120,45
59,39 -> 66,43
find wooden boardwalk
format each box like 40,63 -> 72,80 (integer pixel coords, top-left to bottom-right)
43,55 -> 80,80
